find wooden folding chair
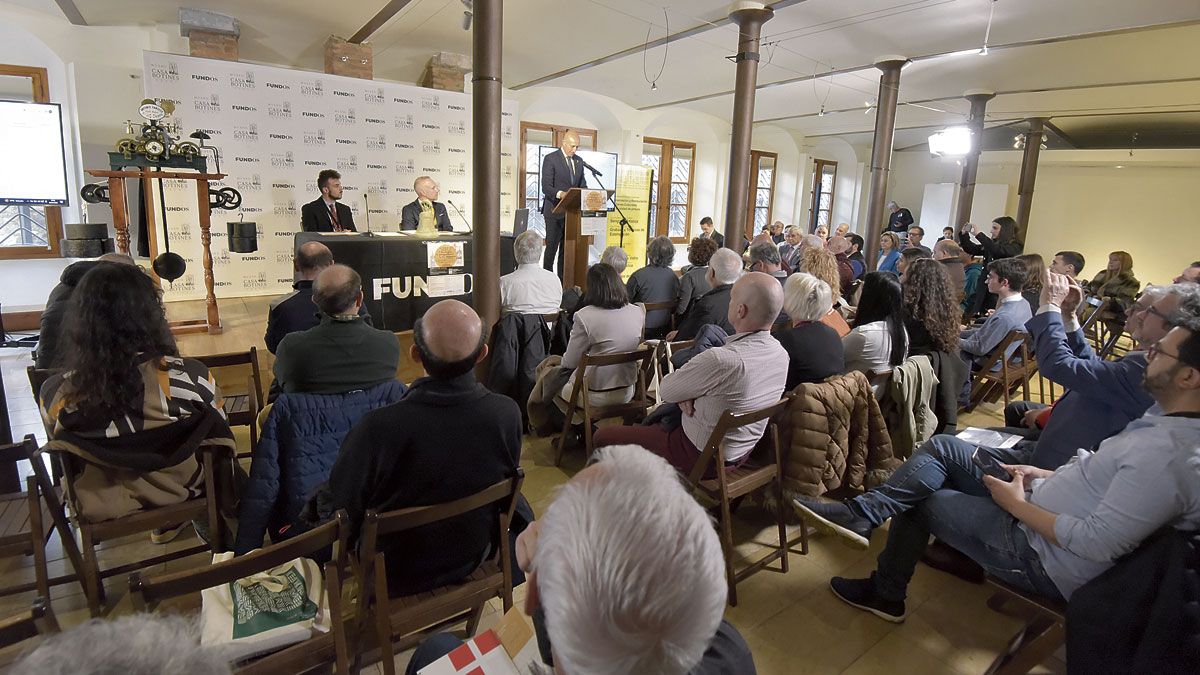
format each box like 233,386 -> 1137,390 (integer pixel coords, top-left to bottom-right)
638,301 -> 676,339
983,577 -> 1067,675
962,331 -> 1037,412
195,348 -> 265,458
43,444 -> 231,617
356,470 -> 524,675
24,367 -> 60,409
0,597 -> 59,667
0,436 -> 80,601
554,346 -> 655,466
687,398 -> 801,607
130,511 -> 351,675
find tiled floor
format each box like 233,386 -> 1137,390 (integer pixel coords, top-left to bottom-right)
0,297 -> 1066,673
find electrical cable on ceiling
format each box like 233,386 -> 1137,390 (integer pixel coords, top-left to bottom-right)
980,0 -> 998,55
642,7 -> 669,91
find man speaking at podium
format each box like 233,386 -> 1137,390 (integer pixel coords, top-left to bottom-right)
301,169 -> 356,232
540,130 -> 587,278
400,176 -> 454,232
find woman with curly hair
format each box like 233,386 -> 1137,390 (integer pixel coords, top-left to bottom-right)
902,258 -> 960,355
676,236 -> 718,317
799,245 -> 852,336
38,263 -> 235,527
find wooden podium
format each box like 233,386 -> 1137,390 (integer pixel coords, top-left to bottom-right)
553,187 -> 614,291
85,168 -> 224,335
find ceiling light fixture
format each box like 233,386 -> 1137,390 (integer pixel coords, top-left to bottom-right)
979,0 -> 997,55
929,126 -> 973,157
461,0 -> 472,30
642,7 -> 669,92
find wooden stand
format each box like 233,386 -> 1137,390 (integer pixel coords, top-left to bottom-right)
553,188 -> 613,291
85,168 -> 225,335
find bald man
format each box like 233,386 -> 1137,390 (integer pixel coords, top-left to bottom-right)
594,272 -> 789,475
400,176 -> 453,232
272,264 -> 399,394
265,241 -> 370,353
320,299 -> 523,594
540,130 -> 588,278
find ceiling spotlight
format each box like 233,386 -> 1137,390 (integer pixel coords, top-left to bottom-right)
979,0 -> 997,56
978,44 -> 989,56
818,106 -> 825,117
1115,165 -> 1125,169
929,126 -> 973,157
651,82 -> 657,91
462,10 -> 472,30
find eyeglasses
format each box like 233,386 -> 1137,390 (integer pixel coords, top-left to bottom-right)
1144,304 -> 1179,328
1147,342 -> 1180,362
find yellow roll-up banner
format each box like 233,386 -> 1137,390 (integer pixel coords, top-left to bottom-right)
606,164 -> 652,281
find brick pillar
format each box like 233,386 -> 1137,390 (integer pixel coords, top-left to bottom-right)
188,30 -> 239,61
420,52 -> 471,93
324,37 -> 373,80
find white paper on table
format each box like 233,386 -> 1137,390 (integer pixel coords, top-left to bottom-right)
955,427 -> 1023,449
580,215 -> 607,237
426,274 -> 469,298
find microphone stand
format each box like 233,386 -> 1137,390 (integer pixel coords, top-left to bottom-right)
583,166 -> 633,249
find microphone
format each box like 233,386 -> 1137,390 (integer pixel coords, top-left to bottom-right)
362,192 -> 374,236
447,199 -> 472,233
576,157 -> 602,177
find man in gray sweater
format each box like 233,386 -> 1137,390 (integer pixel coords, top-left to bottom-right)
959,257 -> 1031,405
793,316 -> 1200,622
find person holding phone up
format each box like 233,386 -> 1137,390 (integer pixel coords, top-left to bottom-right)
791,316 -> 1200,623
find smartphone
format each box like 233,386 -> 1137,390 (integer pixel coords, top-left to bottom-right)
972,447 -> 1013,482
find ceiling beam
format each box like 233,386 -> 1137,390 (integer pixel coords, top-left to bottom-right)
54,0 -> 87,26
349,0 -> 417,44
509,0 -> 807,90
639,18 -> 1200,111
1043,120 -> 1082,149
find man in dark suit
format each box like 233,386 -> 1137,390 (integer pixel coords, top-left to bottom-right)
300,169 -> 356,232
540,130 -> 587,278
264,241 -> 370,354
698,216 -> 724,248
400,175 -> 454,232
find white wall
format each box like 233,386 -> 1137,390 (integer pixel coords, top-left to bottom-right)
802,137 -> 864,234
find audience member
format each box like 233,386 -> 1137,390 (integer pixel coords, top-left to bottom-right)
933,239 -> 966,297
937,226 -> 955,242
896,247 -> 931,283
776,273 -> 845,390
959,216 -> 1023,317
1016,253 -> 1047,315
847,233 -> 867,279
500,230 -> 563,316
677,236 -> 718,316
959,258 -> 1032,404
794,317 -> 1200,622
876,232 -> 902,275
594,273 -> 787,475
627,235 -> 681,340
35,252 -> 134,369
815,224 -> 830,241
748,240 -> 788,286
1175,261 -> 1200,284
843,271 -> 908,394
902,259 -> 960,356
312,299 -> 521,595
697,216 -> 724,248
265,242 -> 370,354
555,264 -> 645,424
600,245 -> 629,275
779,225 -> 803,270
1085,250 -> 1141,333
1003,280 -> 1200,469
674,248 -> 741,340
885,200 -> 914,234
827,235 -> 855,297
905,226 -> 931,255
835,222 -> 851,239
273,264 -> 400,394
38,263 -> 235,528
13,614 -> 232,674
770,220 -> 786,244
1049,250 -> 1085,280
799,246 -> 853,336
961,249 -> 985,314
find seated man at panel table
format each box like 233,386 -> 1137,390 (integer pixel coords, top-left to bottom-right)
594,272 -> 788,476
404,445 -> 755,675
264,241 -> 371,354
400,175 -> 454,232
315,299 -> 523,595
958,257 -> 1032,403
301,168 -> 356,232
1000,280 -> 1200,467
500,230 -> 562,316
793,318 -> 1200,623
273,264 -> 400,394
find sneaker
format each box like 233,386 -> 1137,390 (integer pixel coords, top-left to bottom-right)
830,576 -> 907,623
150,521 -> 191,545
792,496 -> 872,549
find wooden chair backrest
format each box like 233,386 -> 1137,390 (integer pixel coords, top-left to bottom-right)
641,301 -> 674,313
361,470 -> 525,550
974,330 -> 1029,376
25,367 -> 61,408
0,597 -> 58,651
194,346 -> 265,402
129,511 -> 349,609
564,346 -> 655,411
688,397 -> 792,486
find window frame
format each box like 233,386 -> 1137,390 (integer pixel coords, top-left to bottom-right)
744,149 -> 777,241
809,158 -> 838,233
0,64 -> 64,260
642,136 -> 696,244
519,121 -> 598,214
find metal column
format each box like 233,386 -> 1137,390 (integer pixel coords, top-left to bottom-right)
471,0 -> 502,327
1015,117 -> 1046,240
862,56 -> 909,267
953,90 -> 996,229
722,3 -> 773,249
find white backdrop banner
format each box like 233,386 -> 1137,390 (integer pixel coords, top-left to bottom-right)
142,51 -> 519,301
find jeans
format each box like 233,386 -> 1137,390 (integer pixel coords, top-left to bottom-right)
404,633 -> 465,675
1002,400 -> 1047,440
849,435 -> 1061,603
